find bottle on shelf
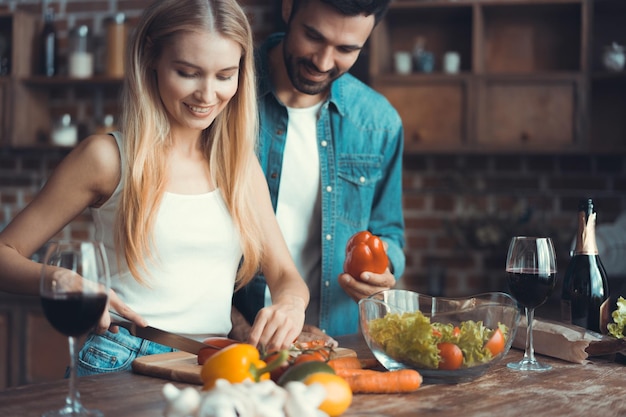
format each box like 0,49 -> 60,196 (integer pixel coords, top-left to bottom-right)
41,8 -> 57,77
104,13 -> 127,78
561,198 -> 610,333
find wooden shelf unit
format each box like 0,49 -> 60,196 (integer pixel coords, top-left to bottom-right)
0,12 -> 49,148
369,0 -> 626,153
0,11 -> 124,148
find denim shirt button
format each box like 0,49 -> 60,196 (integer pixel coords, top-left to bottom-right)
321,140 -> 328,147
325,234 -> 332,241
276,129 -> 283,135
270,172 -> 278,179
325,280 -> 330,287
359,176 -> 366,183
325,186 -> 332,192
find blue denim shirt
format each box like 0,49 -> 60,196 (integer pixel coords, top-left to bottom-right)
233,33 -> 405,336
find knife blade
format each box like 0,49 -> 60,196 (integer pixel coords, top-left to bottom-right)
109,311 -> 207,355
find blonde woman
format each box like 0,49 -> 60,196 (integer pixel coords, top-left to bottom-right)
0,0 -> 308,375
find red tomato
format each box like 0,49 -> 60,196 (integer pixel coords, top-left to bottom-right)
264,351 -> 291,382
343,231 -> 388,278
485,328 -> 505,357
197,337 -> 239,365
437,342 -> 463,370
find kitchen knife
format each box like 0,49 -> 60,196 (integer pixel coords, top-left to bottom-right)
109,311 -> 207,355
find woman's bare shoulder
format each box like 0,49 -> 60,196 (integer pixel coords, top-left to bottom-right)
70,133 -> 121,194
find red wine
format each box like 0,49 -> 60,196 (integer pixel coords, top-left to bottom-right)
41,292 -> 108,337
507,268 -> 556,309
561,198 -> 609,333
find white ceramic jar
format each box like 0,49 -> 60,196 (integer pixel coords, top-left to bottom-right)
602,42 -> 625,72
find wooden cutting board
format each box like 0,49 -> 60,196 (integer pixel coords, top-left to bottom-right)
132,347 -> 357,385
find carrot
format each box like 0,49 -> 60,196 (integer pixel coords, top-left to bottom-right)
334,368 -> 422,394
327,357 -> 381,371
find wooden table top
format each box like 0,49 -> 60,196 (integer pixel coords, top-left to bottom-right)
1,333 -> 624,417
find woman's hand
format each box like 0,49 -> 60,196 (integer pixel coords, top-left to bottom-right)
97,288 -> 148,334
247,297 -> 305,351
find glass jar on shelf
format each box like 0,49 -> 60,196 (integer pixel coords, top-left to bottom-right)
51,114 -> 78,147
69,25 -> 93,78
94,114 -> 117,135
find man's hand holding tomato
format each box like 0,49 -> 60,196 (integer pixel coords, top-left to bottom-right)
339,231 -> 397,302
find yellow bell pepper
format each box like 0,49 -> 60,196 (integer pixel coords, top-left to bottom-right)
200,343 -> 287,390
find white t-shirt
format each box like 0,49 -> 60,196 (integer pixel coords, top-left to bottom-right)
265,102 -> 323,325
91,132 -> 242,340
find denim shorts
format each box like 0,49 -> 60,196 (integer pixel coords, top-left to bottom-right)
75,327 -> 175,376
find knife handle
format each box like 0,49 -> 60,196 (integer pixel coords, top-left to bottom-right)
108,310 -> 138,336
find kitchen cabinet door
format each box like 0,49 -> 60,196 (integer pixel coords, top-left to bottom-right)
374,80 -> 468,151
477,80 -> 577,148
0,293 -> 69,387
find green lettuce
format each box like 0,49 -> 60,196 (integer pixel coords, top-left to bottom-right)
368,310 -> 508,369
607,296 -> 626,339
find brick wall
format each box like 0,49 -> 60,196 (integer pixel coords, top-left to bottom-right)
401,154 -> 626,297
3,149 -> 626,296
2,0 -> 626,297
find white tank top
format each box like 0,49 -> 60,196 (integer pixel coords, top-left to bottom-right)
91,132 -> 242,340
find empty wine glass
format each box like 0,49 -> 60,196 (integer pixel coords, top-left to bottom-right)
40,240 -> 110,417
505,236 -> 557,371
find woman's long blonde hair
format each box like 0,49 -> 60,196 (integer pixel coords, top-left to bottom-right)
116,0 -> 262,289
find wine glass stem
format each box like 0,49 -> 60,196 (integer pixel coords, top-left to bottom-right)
66,336 -> 82,411
523,307 -> 537,363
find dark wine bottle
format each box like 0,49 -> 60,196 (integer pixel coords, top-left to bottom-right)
41,8 -> 57,76
561,198 -> 609,333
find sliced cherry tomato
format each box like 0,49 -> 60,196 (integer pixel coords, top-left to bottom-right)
293,349 -> 330,365
485,328 -> 505,357
294,339 -> 329,350
437,342 -> 463,370
197,337 -> 239,365
452,326 -> 461,338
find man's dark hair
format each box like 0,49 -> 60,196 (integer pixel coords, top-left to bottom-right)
290,0 -> 391,25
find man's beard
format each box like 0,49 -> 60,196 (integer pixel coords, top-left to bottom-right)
284,51 -> 340,96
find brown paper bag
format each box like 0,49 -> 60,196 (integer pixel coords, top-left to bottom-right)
512,317 -> 626,364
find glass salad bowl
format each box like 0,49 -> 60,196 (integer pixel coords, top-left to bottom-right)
358,290 -> 521,384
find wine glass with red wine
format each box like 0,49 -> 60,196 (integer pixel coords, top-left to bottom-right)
505,236 -> 557,371
40,240 -> 110,417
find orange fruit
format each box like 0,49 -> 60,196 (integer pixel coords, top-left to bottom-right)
304,372 -> 352,417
